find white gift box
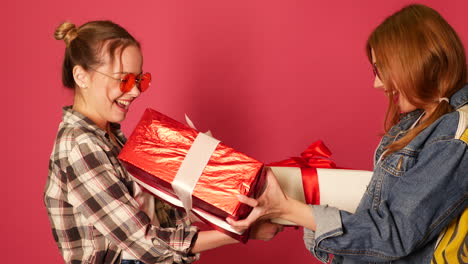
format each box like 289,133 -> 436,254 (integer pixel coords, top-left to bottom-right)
269,167 -> 373,225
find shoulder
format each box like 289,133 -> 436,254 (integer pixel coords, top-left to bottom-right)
418,106 -> 468,146
52,123 -> 119,182
53,122 -> 107,158
414,108 -> 468,170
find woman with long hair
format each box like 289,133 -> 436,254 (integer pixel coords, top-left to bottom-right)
230,4 -> 468,263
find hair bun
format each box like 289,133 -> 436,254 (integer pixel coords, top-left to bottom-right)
55,22 -> 78,46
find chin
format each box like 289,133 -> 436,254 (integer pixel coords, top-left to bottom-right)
399,107 -> 417,113
111,114 -> 126,124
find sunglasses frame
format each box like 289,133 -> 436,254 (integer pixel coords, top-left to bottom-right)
89,68 -> 151,93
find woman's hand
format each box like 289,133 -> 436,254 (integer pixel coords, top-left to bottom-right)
227,169 -> 289,230
249,220 -> 284,241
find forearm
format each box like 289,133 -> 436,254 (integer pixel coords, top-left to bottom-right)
281,197 -> 317,230
191,230 -> 238,253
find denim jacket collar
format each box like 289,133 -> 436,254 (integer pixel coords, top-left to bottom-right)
395,84 -> 468,129
450,84 -> 468,109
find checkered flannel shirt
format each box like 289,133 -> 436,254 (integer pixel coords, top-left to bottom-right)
44,106 -> 199,264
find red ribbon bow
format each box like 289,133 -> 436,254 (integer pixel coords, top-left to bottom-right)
268,140 -> 337,204
269,140 -> 336,168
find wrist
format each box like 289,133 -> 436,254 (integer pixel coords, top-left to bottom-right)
279,197 -> 315,230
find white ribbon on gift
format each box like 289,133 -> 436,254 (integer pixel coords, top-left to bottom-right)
185,114 -> 213,137
171,115 -> 219,213
131,174 -> 244,234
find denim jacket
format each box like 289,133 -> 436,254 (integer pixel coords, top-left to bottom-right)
304,85 -> 468,264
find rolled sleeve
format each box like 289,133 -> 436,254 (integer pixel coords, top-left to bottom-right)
149,224 -> 200,263
304,205 -> 343,263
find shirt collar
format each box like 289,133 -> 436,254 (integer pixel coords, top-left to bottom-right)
62,106 -> 122,138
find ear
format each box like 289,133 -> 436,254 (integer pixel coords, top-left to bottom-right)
72,65 -> 90,89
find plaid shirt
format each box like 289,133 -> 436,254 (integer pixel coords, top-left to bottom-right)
44,106 -> 199,264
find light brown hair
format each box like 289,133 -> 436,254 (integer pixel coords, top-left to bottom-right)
54,20 -> 140,89
366,4 -> 467,155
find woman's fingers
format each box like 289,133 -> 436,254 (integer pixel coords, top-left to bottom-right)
226,193 -> 263,230
226,208 -> 263,229
237,195 -> 259,207
248,220 -> 285,241
226,215 -> 255,228
226,169 -> 288,231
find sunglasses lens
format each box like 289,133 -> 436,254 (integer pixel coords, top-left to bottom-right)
121,73 -> 136,93
138,73 -> 152,92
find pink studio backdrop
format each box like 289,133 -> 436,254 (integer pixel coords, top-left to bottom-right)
3,0 -> 467,263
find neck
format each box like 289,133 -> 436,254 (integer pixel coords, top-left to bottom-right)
72,95 -> 108,131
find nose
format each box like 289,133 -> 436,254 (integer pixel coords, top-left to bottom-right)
374,74 -> 384,90
127,82 -> 141,98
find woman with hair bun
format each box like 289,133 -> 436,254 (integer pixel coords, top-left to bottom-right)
44,20 -> 282,264
229,4 -> 468,264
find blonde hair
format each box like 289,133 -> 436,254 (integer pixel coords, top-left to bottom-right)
366,4 -> 467,155
54,22 -> 78,47
54,20 -> 140,89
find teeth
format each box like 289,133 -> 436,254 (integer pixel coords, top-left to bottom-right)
117,100 -> 130,106
116,100 -> 131,109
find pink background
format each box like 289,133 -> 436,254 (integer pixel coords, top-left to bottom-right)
3,0 -> 467,263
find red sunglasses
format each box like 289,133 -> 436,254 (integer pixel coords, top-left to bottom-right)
91,69 -> 152,93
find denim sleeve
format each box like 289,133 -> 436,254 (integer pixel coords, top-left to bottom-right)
303,205 -> 342,263
306,140 -> 467,262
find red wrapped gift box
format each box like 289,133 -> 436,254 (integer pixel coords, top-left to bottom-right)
118,109 -> 265,241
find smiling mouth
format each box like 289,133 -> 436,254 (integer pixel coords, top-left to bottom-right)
115,99 -> 131,110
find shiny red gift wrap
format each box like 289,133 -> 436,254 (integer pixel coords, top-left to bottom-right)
118,108 -> 265,222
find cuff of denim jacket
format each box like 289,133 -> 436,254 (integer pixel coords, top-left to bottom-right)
303,205 -> 342,263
